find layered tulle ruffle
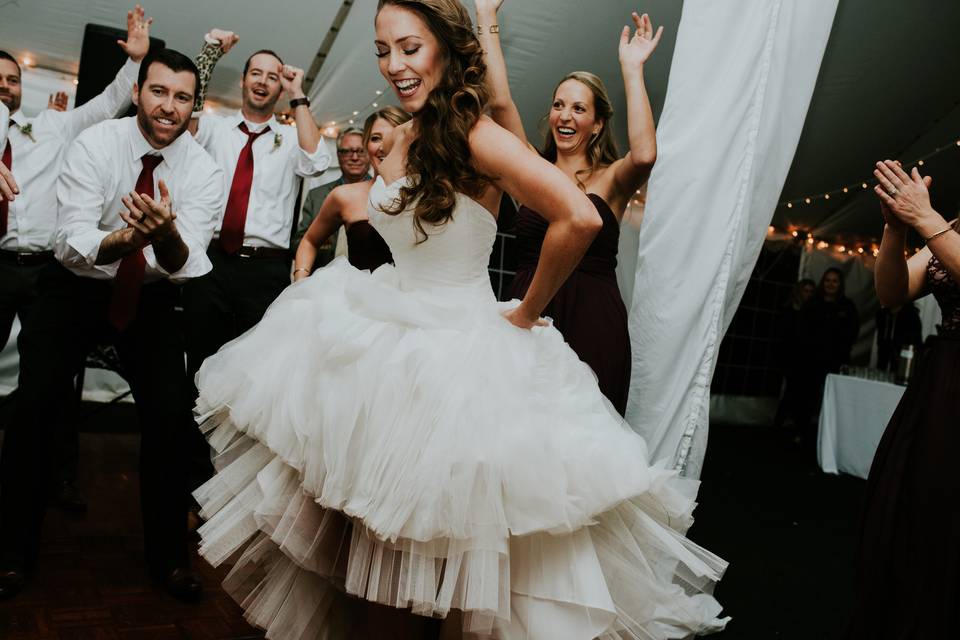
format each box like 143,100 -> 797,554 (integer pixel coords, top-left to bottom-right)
193,259 -> 729,638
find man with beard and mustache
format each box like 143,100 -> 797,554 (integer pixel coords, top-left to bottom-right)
0,6 -> 151,515
0,48 -> 223,602
181,30 -> 329,491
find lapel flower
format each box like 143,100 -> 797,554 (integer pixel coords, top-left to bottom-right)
273,132 -> 283,151
20,122 -> 35,142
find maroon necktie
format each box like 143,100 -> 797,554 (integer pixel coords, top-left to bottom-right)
108,154 -> 163,331
0,138 -> 11,237
219,123 -> 269,253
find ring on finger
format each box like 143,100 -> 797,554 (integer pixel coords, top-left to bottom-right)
138,211 -> 147,223
887,186 -> 898,197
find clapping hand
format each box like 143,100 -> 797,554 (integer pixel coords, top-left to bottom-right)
117,5 -> 153,63
619,12 -> 663,69
47,91 -> 69,112
120,179 -> 179,241
873,160 -> 938,233
209,29 -> 240,54
280,65 -> 306,99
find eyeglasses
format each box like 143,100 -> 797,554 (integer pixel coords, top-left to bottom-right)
337,148 -> 367,157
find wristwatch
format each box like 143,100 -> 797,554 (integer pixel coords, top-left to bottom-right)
289,97 -> 311,110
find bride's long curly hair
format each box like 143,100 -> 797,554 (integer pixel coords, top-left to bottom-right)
376,0 -> 491,240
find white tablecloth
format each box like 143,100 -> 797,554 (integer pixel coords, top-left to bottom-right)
818,373 -> 906,479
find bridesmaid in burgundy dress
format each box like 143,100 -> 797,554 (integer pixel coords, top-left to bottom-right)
845,160 -> 960,638
293,106 -> 409,279
477,1 -> 663,414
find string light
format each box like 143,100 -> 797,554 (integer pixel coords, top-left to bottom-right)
779,134 -> 960,209
764,224 -> 906,262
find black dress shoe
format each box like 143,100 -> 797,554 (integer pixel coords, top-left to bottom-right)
155,567 -> 202,602
0,567 -> 27,600
52,480 -> 88,513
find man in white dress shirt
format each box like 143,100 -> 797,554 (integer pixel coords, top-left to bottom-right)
182,30 -> 329,487
0,48 -> 223,601
0,7 -> 152,513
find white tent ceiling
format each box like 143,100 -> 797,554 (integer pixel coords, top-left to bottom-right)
2,0 -> 958,244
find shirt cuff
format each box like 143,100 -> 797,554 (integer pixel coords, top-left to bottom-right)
143,243 -> 212,283
59,229 -> 119,279
295,141 -> 332,178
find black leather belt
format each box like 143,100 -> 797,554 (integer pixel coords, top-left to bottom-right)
0,249 -> 55,266
209,240 -> 289,259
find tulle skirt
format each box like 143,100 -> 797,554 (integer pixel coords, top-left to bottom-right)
193,258 -> 729,639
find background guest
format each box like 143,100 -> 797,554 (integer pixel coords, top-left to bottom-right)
293,107 -> 408,279
478,0 -> 662,415
846,160 -> 960,638
875,302 -> 922,372
0,5 -> 151,515
182,29 -> 329,491
774,278 -> 815,428
0,48 -> 223,601
294,126 -> 371,264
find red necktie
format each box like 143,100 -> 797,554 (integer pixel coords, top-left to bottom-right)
108,154 -> 163,331
0,137 -> 11,237
219,123 -> 269,253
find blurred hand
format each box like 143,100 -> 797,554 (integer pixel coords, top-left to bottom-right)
281,65 -> 305,99
619,12 -> 664,69
47,91 -> 69,112
117,4 -> 153,62
209,29 -> 240,54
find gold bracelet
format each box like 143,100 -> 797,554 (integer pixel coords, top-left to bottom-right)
925,226 -> 954,242
477,24 -> 499,35
293,267 -> 310,275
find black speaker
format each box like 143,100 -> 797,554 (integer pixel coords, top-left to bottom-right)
75,23 -> 165,114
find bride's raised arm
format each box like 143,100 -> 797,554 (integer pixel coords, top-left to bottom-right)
475,0 -> 527,145
470,117 -> 601,327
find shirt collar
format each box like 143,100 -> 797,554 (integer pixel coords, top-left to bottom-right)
9,110 -> 28,128
127,115 -> 190,167
229,110 -> 278,135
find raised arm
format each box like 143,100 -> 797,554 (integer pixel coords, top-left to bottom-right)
293,187 -> 346,281
471,117 -> 602,328
280,65 -> 330,176
188,28 -> 239,137
610,12 -> 662,207
874,160 -> 960,297
475,0 -> 527,144
59,5 -> 152,140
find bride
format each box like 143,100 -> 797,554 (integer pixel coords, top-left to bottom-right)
192,1 -> 729,638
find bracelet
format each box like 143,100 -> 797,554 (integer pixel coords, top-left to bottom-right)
477,24 -> 499,35
293,267 -> 310,275
289,97 -> 310,110
925,226 -> 955,242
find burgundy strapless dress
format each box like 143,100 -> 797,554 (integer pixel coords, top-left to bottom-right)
507,194 -> 631,415
346,220 -> 392,271
846,253 -> 960,638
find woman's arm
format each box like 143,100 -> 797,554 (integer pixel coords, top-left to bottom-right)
609,12 -> 663,207
471,117 -> 602,327
475,0 -> 528,145
292,187 -> 345,281
874,160 -> 960,286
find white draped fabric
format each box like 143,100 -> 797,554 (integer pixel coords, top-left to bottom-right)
626,0 -> 839,477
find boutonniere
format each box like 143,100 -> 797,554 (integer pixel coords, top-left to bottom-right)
20,123 -> 35,142
273,132 -> 283,151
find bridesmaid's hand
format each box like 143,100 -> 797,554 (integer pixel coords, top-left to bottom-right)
873,160 -> 944,236
502,305 -> 548,330
619,12 -> 663,70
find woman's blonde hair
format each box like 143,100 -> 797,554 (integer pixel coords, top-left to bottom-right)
362,105 -> 411,147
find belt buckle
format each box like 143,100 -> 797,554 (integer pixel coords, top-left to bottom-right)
16,253 -> 30,266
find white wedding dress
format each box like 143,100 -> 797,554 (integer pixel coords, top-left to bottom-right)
193,176 -> 729,639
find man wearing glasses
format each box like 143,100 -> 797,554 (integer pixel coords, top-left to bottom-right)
293,127 -> 371,264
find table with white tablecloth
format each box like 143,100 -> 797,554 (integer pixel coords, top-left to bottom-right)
817,373 -> 906,479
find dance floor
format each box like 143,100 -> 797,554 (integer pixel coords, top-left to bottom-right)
0,401 -> 864,639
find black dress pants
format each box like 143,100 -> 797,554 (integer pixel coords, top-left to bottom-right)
0,262 -> 192,574
0,257 -> 79,488
182,245 -> 289,488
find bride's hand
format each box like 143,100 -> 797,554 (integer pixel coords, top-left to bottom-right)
502,305 -> 548,330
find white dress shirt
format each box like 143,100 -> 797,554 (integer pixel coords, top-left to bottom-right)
194,111 -> 330,249
56,117 -> 224,283
3,59 -> 139,253
0,101 -> 8,149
